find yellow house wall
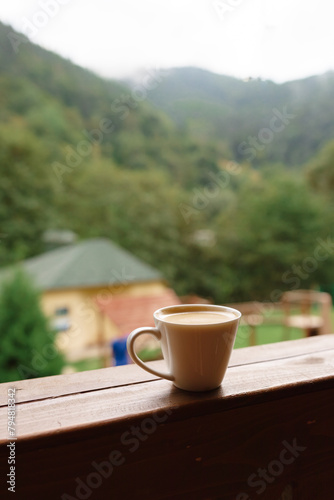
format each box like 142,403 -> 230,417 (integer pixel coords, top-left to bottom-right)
41,280 -> 169,358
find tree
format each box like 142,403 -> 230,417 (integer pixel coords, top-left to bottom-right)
213,168 -> 334,301
307,139 -> 334,197
0,121 -> 57,266
0,269 -> 64,382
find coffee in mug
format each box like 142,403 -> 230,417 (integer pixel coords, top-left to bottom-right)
126,304 -> 241,392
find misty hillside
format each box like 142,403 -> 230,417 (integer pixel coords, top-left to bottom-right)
1,21 -> 217,188
141,66 -> 334,166
1,20 -> 334,173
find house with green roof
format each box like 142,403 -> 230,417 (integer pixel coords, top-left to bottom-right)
0,238 -> 180,363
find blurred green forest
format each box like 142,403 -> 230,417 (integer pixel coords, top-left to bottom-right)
1,21 -> 334,303
145,66 -> 334,167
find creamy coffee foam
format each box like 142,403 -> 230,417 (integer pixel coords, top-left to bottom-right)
163,311 -> 235,325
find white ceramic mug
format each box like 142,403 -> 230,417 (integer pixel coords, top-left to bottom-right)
126,304 -> 241,392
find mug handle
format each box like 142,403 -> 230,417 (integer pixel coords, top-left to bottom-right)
126,327 -> 174,381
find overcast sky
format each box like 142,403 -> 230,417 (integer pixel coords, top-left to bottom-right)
1,0 -> 334,83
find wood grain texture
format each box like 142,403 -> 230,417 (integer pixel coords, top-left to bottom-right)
1,334 -> 332,407
0,335 -> 333,499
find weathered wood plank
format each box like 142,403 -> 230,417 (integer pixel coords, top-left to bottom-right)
0,335 -> 333,499
0,334 -> 333,407
0,344 -> 333,442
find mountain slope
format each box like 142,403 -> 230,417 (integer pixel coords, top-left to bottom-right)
0,22 -> 232,190
2,19 -> 334,170
142,66 -> 334,165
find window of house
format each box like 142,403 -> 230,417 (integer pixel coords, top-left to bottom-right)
53,307 -> 71,332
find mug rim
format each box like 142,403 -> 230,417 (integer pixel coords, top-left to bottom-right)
154,303 -> 242,325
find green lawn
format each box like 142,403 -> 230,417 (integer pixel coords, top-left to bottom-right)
234,306 -> 334,349
68,357 -> 104,372
234,323 -> 304,349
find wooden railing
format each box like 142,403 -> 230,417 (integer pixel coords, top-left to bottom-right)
1,335 -> 334,500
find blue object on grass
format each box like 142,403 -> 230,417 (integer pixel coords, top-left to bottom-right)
112,337 -> 128,366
